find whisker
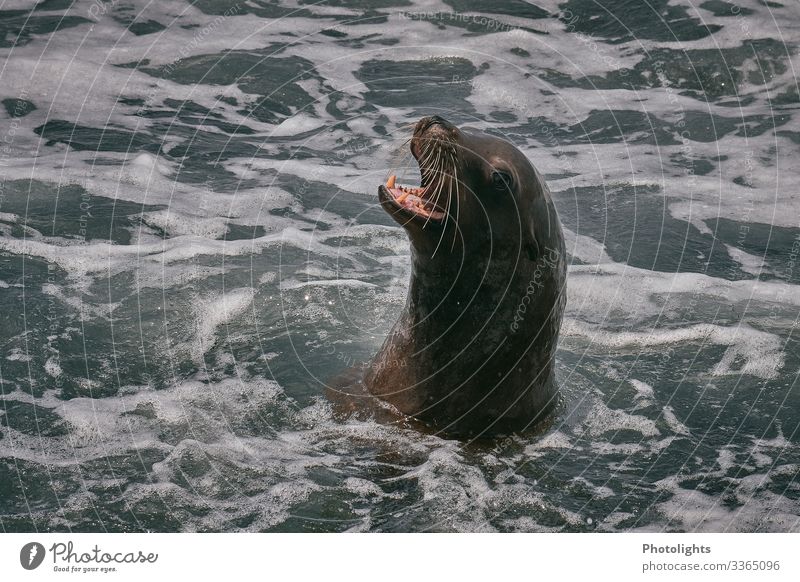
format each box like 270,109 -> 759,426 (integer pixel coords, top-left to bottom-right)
423,145 -> 441,184
429,161 -> 452,257
419,143 -> 436,169
424,177 -> 450,258
385,142 -> 414,180
423,153 -> 446,230
387,126 -> 413,177
420,141 -> 442,187
443,175 -> 455,251
451,151 -> 460,252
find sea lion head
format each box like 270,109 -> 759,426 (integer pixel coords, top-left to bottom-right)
378,115 -> 561,265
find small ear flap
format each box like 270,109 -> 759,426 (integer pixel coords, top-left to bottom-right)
525,238 -> 540,261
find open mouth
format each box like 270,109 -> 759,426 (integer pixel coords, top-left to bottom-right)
380,173 -> 446,222
379,117 -> 458,226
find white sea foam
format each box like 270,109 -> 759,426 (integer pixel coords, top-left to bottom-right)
582,398 -> 661,438
563,320 -> 784,379
190,287 -> 256,362
648,481 -> 800,532
629,379 -> 655,399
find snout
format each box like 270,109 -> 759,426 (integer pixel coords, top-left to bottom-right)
411,115 -> 458,159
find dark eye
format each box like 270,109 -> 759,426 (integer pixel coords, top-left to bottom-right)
491,171 -> 513,191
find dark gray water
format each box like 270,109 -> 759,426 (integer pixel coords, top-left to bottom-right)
0,0 -> 798,532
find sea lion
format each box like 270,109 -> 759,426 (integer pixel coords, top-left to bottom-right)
340,115 -> 567,437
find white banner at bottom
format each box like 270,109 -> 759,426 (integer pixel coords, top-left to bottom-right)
1,533 -> 797,581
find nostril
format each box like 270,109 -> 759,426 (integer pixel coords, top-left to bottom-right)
415,116 -> 435,133
415,115 -> 450,133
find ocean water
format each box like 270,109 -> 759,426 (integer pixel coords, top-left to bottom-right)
0,0 -> 798,532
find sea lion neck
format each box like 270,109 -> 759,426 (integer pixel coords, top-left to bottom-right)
406,247 -> 476,316
404,242 -> 523,330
